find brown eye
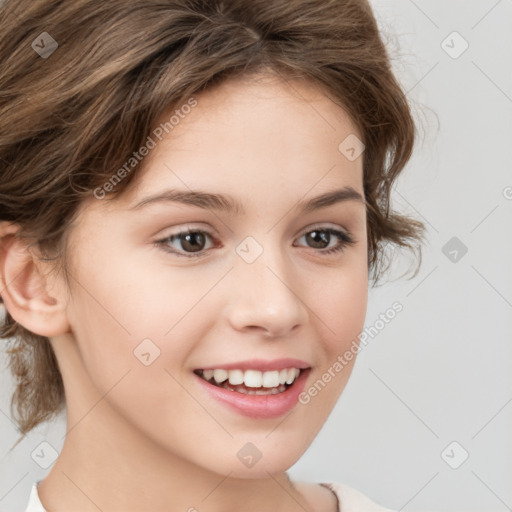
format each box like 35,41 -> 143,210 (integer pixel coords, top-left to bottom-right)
305,230 -> 331,249
157,230 -> 215,258
177,232 -> 206,253
295,227 -> 355,255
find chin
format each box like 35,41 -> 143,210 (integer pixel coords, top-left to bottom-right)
195,444 -> 304,479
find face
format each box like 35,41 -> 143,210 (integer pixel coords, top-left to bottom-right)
54,73 -> 368,477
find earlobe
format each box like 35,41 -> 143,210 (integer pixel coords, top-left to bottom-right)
0,222 -> 70,337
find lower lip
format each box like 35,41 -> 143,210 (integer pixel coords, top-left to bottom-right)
194,369 -> 311,419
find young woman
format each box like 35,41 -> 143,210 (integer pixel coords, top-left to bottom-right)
0,1 -> 424,510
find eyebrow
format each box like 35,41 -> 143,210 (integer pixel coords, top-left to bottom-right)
129,186 -> 365,215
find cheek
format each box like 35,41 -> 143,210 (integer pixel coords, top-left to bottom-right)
307,260 -> 368,348
64,281 -> 204,442
299,255 -> 368,412
295,270 -> 367,425
65,286 -> 137,392
63,250 -> 215,402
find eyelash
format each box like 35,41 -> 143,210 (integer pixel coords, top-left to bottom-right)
155,226 -> 356,259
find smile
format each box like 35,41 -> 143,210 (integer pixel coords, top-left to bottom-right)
193,366 -> 312,419
194,368 -> 302,395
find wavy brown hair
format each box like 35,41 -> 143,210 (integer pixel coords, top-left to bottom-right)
0,0 -> 425,444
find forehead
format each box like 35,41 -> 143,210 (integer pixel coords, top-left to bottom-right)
169,72 -> 359,141
119,73 -> 363,200
76,72 -> 364,227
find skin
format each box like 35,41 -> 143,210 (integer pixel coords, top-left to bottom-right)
0,72 -> 368,512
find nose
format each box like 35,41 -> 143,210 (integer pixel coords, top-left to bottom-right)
226,245 -> 308,338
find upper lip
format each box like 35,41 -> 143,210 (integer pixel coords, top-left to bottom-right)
196,358 -> 311,372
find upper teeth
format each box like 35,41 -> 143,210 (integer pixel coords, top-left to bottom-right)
202,368 -> 301,388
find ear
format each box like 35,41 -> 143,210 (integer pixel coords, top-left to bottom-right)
0,222 -> 70,337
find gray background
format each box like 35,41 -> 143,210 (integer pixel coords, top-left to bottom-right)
1,1 -> 511,511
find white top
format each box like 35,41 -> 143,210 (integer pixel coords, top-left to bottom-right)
25,480 -> 396,511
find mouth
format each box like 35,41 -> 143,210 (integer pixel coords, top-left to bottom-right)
193,367 -> 306,396
192,358 -> 312,419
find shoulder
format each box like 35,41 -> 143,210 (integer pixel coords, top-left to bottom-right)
322,481 -> 396,512
24,481 -> 47,512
